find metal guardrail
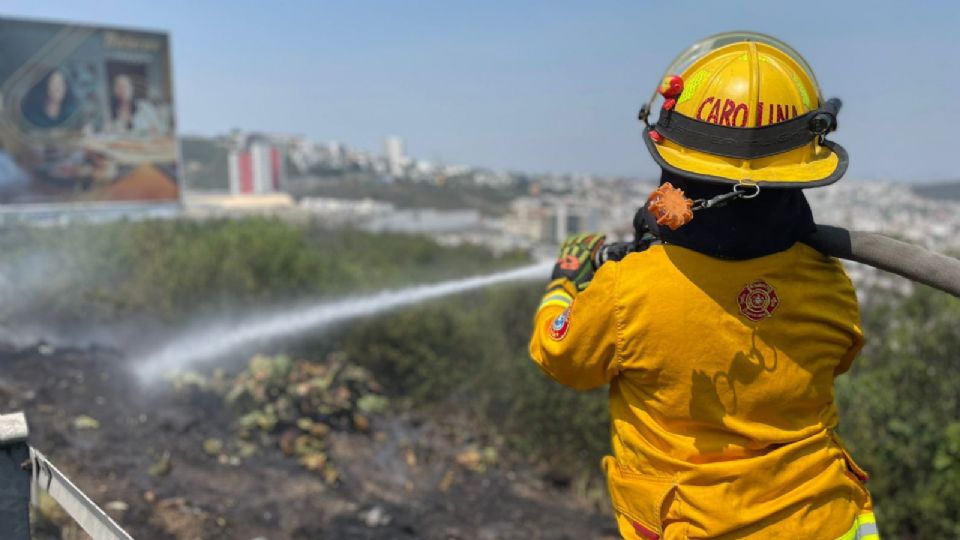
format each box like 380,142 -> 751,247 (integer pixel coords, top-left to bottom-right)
30,448 -> 134,540
0,411 -> 134,540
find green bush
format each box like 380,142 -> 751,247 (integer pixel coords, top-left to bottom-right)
837,287 -> 960,538
0,218 -> 525,323
340,283 -> 610,476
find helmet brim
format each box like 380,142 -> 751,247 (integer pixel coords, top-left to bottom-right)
643,129 -> 848,188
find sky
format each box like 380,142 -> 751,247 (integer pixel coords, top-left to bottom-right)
5,1 -> 959,182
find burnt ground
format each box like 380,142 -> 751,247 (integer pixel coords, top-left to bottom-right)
0,344 -> 618,540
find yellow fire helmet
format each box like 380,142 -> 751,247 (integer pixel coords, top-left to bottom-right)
640,31 -> 847,188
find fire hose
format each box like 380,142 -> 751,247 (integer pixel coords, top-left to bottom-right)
596,225 -> 960,299
804,226 -> 960,298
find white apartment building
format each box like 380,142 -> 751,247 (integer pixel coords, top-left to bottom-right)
384,136 -> 405,177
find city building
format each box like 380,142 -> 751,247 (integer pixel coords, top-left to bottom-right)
504,195 -> 610,244
228,140 -> 285,195
182,131 -> 288,195
384,136 -> 405,177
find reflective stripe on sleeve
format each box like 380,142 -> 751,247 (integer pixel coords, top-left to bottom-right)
835,512 -> 879,540
538,291 -> 573,312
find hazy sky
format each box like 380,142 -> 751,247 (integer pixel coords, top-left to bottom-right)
6,1 -> 959,182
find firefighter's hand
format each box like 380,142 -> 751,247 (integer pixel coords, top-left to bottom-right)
550,233 -> 606,292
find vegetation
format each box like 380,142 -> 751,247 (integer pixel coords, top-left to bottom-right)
0,218 -> 524,323
338,285 -> 609,475
172,353 -> 390,484
837,287 -> 960,538
1,218 -> 957,536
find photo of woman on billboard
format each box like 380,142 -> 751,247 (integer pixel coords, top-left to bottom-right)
109,73 -> 138,132
106,65 -> 168,134
20,69 -> 79,129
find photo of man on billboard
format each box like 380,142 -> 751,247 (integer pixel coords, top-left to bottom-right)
0,17 -> 179,206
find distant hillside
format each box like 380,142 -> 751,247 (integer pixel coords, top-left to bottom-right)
912,180 -> 960,201
286,176 -> 526,216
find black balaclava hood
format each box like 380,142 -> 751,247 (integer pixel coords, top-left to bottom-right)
652,171 -> 816,260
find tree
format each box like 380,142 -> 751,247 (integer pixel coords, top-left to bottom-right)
837,287 -> 960,538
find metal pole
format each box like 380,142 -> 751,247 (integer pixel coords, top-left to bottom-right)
0,412 -> 31,540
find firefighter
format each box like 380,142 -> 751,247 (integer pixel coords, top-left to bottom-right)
529,33 -> 878,539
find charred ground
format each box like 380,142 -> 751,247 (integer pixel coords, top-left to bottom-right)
3,343 -> 616,540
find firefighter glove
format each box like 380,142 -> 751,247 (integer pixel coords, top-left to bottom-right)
550,233 -> 606,292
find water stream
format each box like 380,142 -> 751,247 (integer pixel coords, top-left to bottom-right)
134,261 -> 552,381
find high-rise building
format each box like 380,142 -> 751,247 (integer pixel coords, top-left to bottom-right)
228,142 -> 284,195
327,141 -> 343,168
384,136 -> 405,177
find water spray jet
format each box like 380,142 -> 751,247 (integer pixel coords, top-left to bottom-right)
134,261 -> 553,382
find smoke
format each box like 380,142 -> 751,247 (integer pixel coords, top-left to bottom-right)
133,261 -> 553,382
0,248 -> 150,351
0,251 -> 61,312
0,250 -> 86,347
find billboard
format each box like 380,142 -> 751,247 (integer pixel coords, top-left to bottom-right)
0,17 -> 178,206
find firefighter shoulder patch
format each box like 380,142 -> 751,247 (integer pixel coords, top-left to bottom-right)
549,308 -> 571,341
737,279 -> 780,322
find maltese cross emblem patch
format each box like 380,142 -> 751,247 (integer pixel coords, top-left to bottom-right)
737,280 -> 780,322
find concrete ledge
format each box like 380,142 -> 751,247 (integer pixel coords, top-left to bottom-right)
0,412 -> 28,444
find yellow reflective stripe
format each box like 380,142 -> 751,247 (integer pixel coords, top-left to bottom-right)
677,68 -> 710,105
834,512 -> 879,540
540,294 -> 572,306
545,278 -> 573,293
542,290 -> 573,302
539,299 -> 571,311
837,525 -> 856,540
539,293 -> 572,310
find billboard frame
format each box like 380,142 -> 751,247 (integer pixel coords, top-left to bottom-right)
0,14 -> 183,217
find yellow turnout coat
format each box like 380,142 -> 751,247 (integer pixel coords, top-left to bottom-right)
529,243 -> 878,539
